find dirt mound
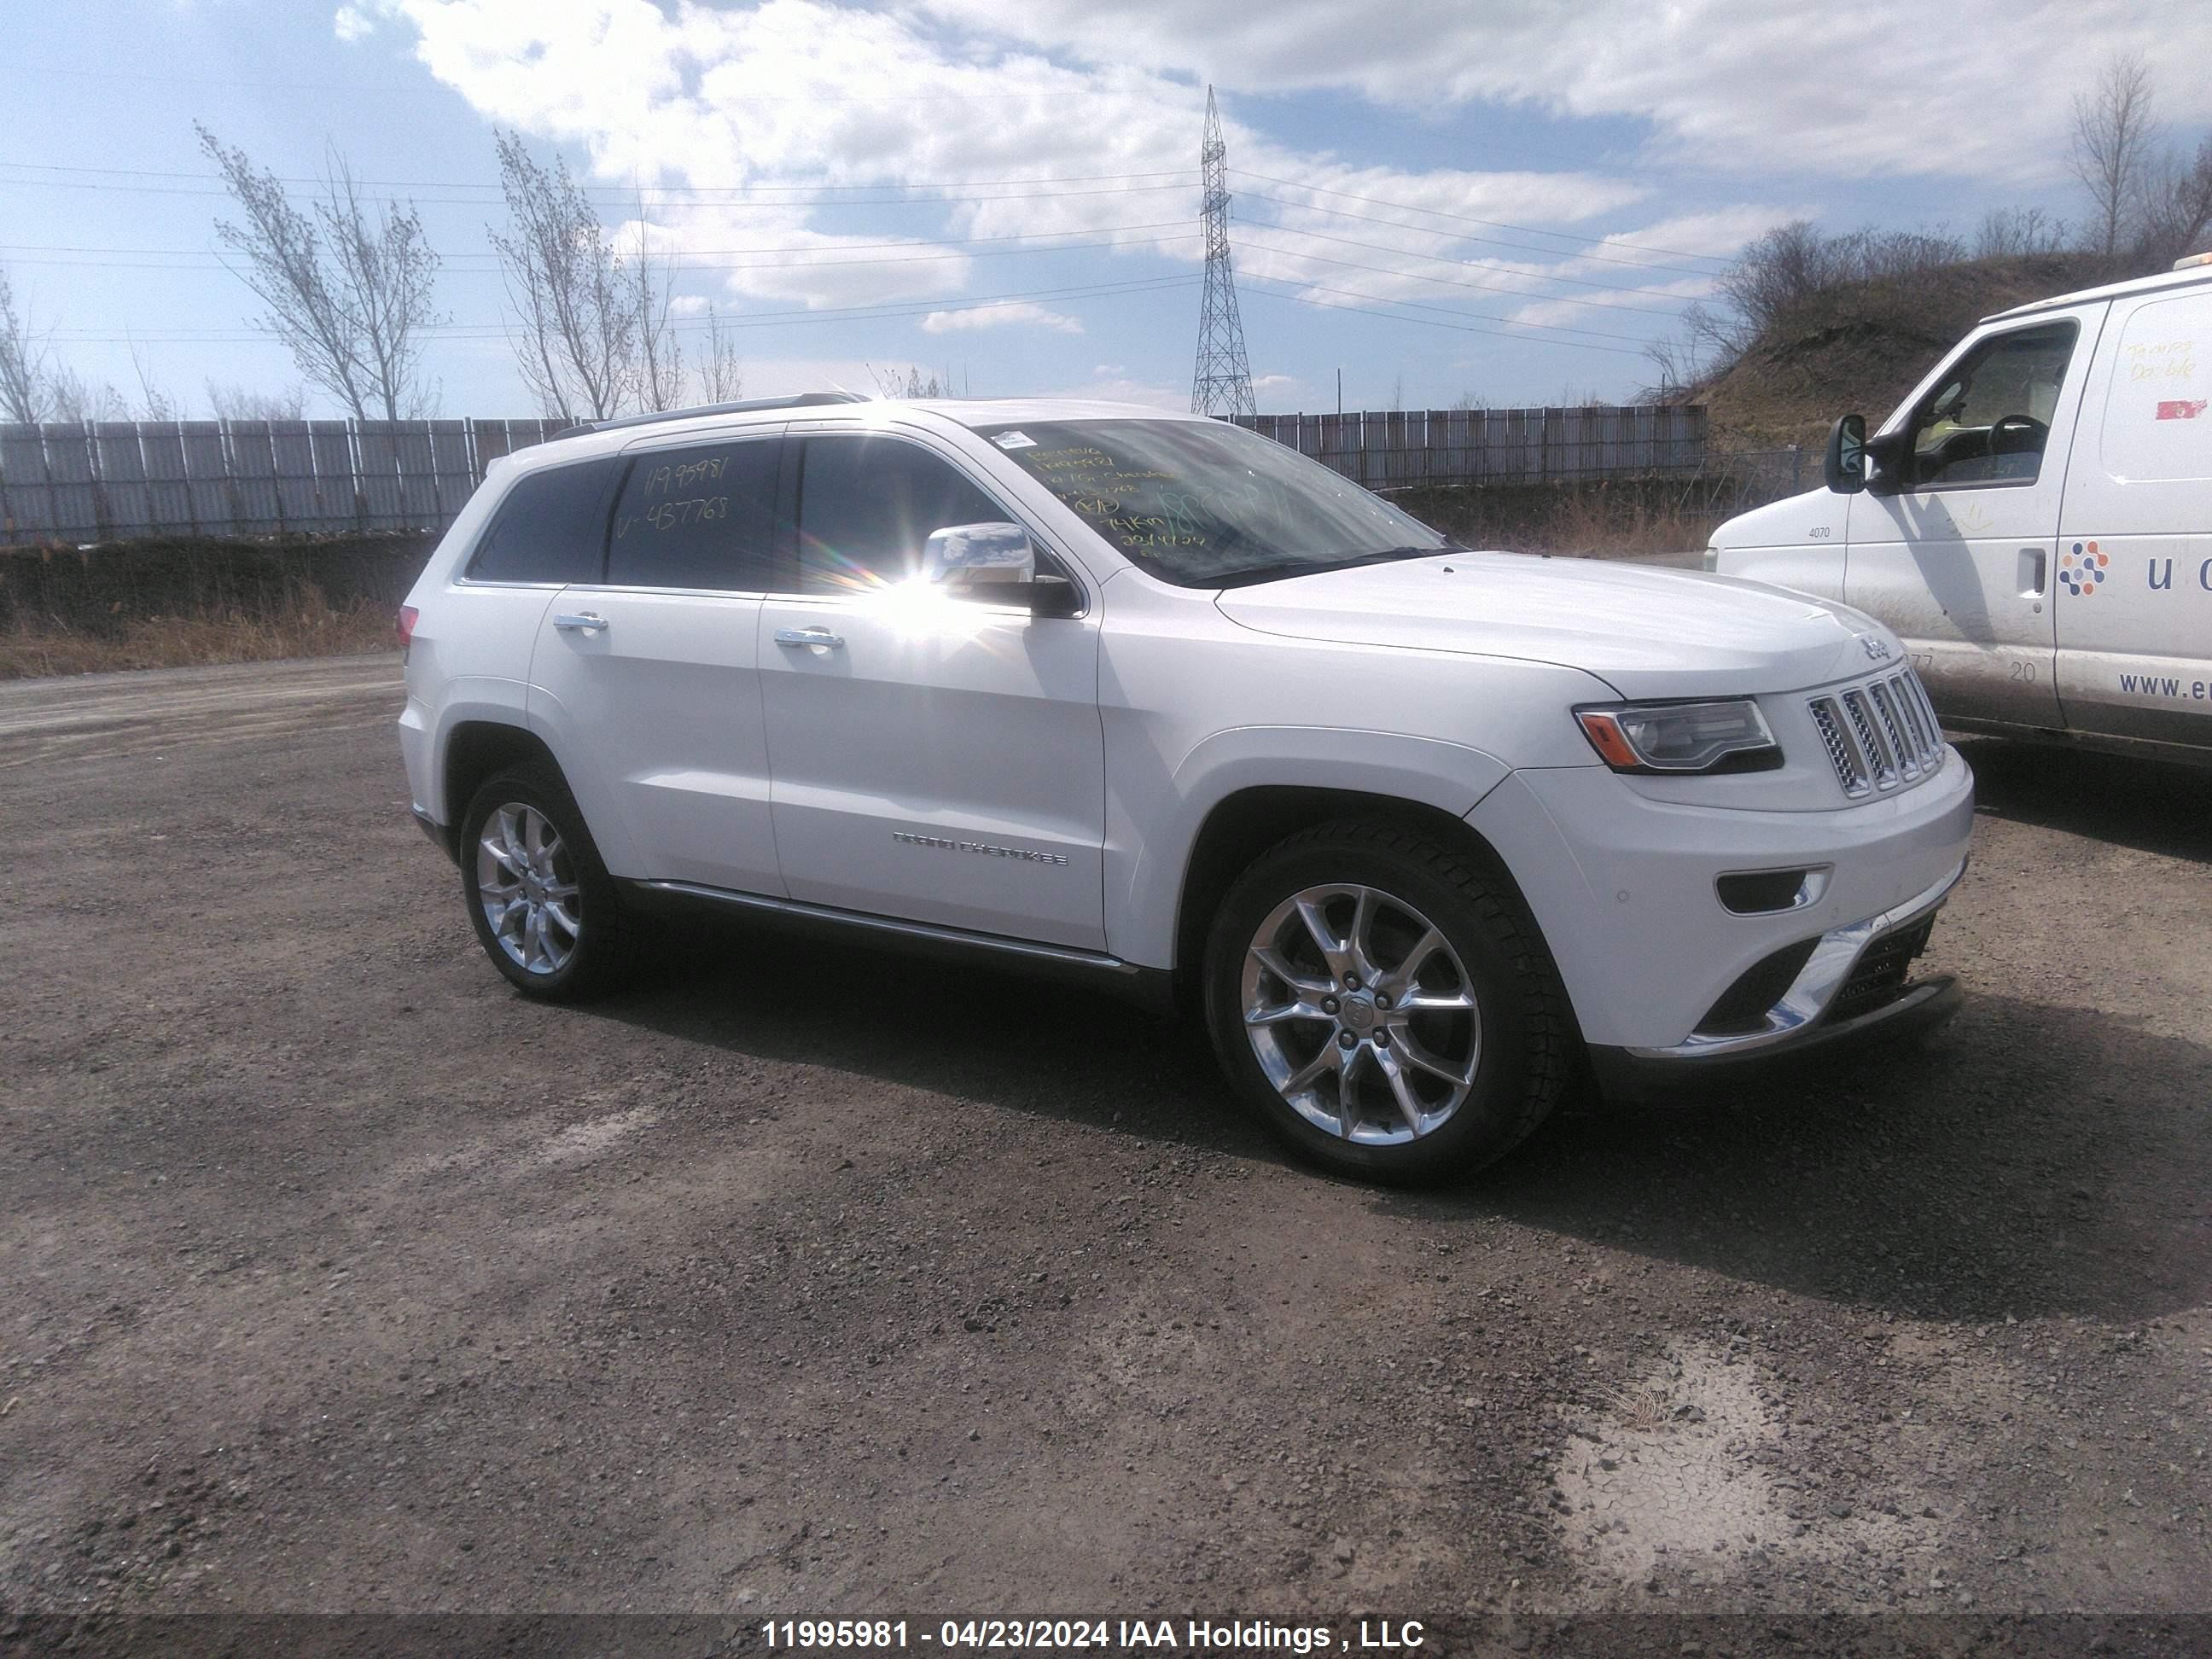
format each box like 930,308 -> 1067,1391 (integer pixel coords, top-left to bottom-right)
1694,253 -> 2109,449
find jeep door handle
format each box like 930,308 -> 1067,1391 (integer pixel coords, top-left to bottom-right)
553,612 -> 609,632
774,626 -> 845,649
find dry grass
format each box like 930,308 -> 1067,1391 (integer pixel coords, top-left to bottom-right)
1518,491 -> 1734,562
1400,479 -> 1745,564
0,596 -> 398,680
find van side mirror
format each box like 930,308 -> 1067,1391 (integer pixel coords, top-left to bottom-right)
1863,429 -> 1911,497
1825,415 -> 1866,493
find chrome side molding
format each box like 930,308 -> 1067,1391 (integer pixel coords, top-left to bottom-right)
631,879 -> 1147,980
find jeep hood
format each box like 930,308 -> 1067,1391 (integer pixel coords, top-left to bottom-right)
1212,551 -> 1883,700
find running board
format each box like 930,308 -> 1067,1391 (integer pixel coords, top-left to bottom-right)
625,879 -> 1171,1007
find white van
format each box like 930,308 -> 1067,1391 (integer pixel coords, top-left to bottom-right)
1708,256 -> 2212,764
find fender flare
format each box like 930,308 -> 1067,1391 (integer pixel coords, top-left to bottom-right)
1105,724 -> 1515,968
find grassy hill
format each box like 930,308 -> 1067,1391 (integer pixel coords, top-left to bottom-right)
1690,252 -> 2110,450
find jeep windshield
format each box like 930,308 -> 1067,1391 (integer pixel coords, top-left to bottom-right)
974,419 -> 1453,588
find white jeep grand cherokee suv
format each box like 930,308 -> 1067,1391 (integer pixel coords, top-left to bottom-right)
398,393 -> 1974,1183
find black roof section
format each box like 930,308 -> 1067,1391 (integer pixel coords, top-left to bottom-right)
551,391 -> 869,440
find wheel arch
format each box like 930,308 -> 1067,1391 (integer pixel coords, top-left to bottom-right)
442,719 -> 568,847
1168,783 -> 1551,1014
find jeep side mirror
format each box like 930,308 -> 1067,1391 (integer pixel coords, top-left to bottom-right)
923,521 -> 1035,586
1825,414 -> 1866,494
922,521 -> 1080,618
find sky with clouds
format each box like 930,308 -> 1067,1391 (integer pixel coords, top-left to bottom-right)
7,0 -> 2210,418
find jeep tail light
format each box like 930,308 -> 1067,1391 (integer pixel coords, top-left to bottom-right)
396,605 -> 419,660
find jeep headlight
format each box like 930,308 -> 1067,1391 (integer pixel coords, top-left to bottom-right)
1575,699 -> 1781,774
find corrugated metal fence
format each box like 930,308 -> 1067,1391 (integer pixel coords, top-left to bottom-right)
1,405 -> 1715,545
1232,405 -> 1707,489
0,418 -> 573,545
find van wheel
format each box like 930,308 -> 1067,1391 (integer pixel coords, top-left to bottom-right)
459,765 -> 629,1001
1202,819 -> 1569,1185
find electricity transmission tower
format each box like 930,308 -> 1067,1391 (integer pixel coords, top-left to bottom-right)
1190,86 -> 1257,419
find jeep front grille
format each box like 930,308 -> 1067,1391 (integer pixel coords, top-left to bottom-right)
1807,669 -> 1943,799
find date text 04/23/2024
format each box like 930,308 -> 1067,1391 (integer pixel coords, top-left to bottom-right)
758,1621 -> 1427,1652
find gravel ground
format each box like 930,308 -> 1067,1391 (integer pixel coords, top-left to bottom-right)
2,655 -> 2209,1654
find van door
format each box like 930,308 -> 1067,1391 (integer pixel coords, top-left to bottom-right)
1845,304 -> 2107,729
527,428 -> 785,893
2054,281 -> 2212,753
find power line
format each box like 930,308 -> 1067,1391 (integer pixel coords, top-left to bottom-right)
46,272 -> 1204,345
0,175 -> 1199,210
0,218 -> 1198,271
9,60 -> 1156,108
1231,169 -> 1736,265
1243,222 -> 1708,304
1252,274 -> 1661,346
0,159 -> 1194,195
1240,191 -> 1728,279
1235,231 -> 1691,318
1239,276 -> 1652,359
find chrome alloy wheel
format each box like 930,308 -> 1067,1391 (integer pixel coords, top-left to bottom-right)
475,802 -> 582,975
1241,883 -> 1482,1144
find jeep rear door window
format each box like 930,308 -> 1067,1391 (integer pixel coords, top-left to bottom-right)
605,436 -> 782,591
1906,321 -> 2079,489
464,456 -> 620,585
975,419 -> 1450,587
794,435 -> 1010,593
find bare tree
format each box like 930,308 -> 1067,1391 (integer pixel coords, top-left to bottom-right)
629,199 -> 684,412
2134,136 -> 2212,268
205,381 -> 308,421
489,132 -> 634,422
0,264 -> 53,423
694,304 -> 744,403
867,364 -> 942,399
44,366 -> 128,424
128,339 -> 181,421
1974,206 -> 2072,259
2071,52 -> 2161,259
197,125 -> 443,421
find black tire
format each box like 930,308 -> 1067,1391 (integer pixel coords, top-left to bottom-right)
1202,818 -> 1570,1185
458,764 -> 630,1001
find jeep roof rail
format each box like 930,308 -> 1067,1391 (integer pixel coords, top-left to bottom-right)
552,391 -> 870,439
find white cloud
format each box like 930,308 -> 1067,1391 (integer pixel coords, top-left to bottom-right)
347,0 -> 1669,322
1045,372 -> 1187,409
921,301 -> 1083,335
916,0 -> 2212,183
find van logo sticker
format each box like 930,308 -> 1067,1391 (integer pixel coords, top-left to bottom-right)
2061,543 -> 2109,596
2155,399 -> 2208,420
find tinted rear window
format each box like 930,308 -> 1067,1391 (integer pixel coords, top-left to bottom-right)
607,436 -> 782,590
466,457 -> 618,585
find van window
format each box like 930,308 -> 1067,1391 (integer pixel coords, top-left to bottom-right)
1906,321 -> 2079,489
2099,289 -> 2212,484
606,436 -> 781,591
465,457 -> 619,585
793,435 -> 1010,593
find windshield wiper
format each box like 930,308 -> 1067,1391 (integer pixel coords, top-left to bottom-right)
1212,544 -> 1460,590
